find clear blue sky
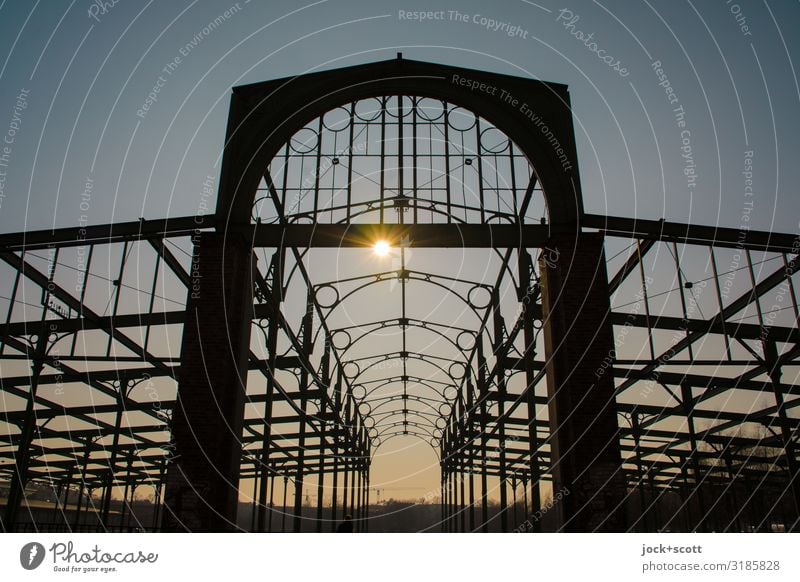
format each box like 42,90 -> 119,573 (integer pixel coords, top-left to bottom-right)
0,0 -> 798,235
1,0 -> 798,505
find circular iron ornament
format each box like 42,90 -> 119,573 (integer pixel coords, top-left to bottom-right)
354,97 -> 382,121
479,126 -> 511,154
444,386 -> 458,400
438,402 -> 452,416
467,285 -> 492,310
344,362 -> 361,380
384,95 -> 414,118
352,383 -> 366,400
358,402 -> 372,416
288,127 -> 319,154
446,106 -> 477,131
415,97 -> 446,121
314,284 -> 339,308
435,417 -> 447,429
448,362 -> 466,380
456,330 -> 475,351
331,329 -> 351,350
322,106 -> 351,132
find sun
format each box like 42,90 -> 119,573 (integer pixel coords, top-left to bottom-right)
373,240 -> 391,257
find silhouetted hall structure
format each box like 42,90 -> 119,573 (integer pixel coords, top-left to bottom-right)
2,57 -> 800,533
160,57 -> 620,532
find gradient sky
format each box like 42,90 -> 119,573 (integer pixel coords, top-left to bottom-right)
1,0 -> 799,506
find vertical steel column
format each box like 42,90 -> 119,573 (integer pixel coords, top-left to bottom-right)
72,440 -> 92,531
539,233 -> 626,531
440,462 -> 445,532
512,475 -> 519,528
457,391 -> 466,533
316,338 -> 331,532
101,382 -> 126,527
250,473 -> 258,532
523,477 -> 529,518
316,400 -> 327,532
723,449 -> 741,532
61,467 -> 74,528
3,325 -> 48,530
281,475 -> 288,532
161,233 -> 254,532
631,413 -> 649,531
477,337 -> 489,532
152,457 -> 166,531
267,472 -> 276,532
518,250 -> 542,531
680,383 -> 706,532
330,369 -> 342,530
349,457 -> 357,522
466,378 -> 476,531
491,291 -> 509,532
293,291 -> 314,533
331,445 -> 339,531
763,340 -> 800,531
448,461 -> 454,531
257,254 -> 280,532
126,483 -> 138,530
51,480 -> 65,525
364,467 -> 370,532
353,463 -> 364,531
341,455 -> 350,520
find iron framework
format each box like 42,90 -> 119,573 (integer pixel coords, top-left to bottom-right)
1,58 -> 798,533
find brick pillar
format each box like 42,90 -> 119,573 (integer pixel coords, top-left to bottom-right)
161,233 -> 254,532
539,233 -> 626,532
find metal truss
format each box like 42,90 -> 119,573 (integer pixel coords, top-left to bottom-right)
1,85 -> 798,534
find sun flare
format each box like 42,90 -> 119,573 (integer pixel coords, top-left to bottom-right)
373,240 -> 391,257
